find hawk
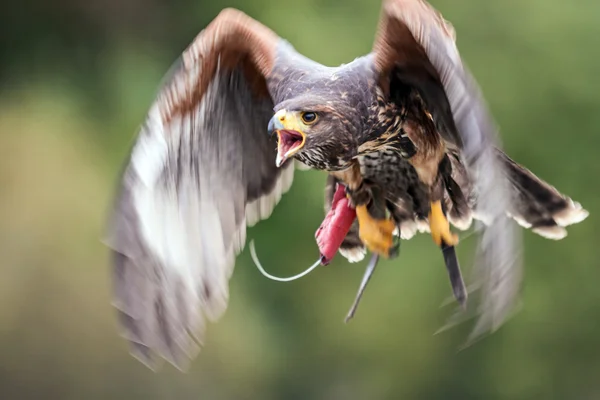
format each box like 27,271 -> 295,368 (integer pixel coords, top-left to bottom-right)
106,0 -> 589,370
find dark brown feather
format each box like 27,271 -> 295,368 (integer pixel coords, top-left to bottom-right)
372,0 -> 461,148
163,8 -> 278,124
496,149 -> 588,239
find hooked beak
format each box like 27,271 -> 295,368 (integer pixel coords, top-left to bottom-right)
268,109 -> 306,167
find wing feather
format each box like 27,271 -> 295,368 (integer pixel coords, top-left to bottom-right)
106,9 -> 294,370
372,0 -> 523,342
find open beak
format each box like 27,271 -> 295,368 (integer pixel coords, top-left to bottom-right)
268,109 -> 306,167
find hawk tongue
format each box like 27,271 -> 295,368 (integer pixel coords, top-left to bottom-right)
276,130 -> 304,167
315,183 -> 356,265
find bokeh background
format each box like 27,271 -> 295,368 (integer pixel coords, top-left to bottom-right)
1,0 -> 599,398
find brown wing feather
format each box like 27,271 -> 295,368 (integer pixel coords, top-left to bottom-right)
371,0 -> 523,343
105,9 -> 296,370
372,0 -> 462,147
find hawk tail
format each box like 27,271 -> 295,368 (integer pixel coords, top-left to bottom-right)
443,150 -> 588,240
496,150 -> 589,240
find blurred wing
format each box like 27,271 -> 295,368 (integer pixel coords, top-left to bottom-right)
372,0 -> 523,342
105,9 -> 295,370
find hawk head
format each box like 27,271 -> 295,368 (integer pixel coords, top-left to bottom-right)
267,91 -> 367,171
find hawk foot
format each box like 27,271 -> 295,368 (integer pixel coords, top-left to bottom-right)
356,204 -> 395,257
429,200 -> 458,247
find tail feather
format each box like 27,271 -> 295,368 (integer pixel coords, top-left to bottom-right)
497,150 -> 589,239
443,149 -> 588,239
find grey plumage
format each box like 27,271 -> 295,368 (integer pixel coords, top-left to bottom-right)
106,16 -> 295,369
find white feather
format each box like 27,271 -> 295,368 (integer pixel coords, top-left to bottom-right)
449,213 -> 473,231
399,219 -> 419,240
339,247 -> 366,263
131,105 -> 168,188
506,212 -> 532,229
553,200 -> 589,227
532,226 -> 568,240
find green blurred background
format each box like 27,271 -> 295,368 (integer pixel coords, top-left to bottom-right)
1,0 -> 599,398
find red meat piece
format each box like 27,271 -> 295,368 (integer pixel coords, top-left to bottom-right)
315,183 -> 357,265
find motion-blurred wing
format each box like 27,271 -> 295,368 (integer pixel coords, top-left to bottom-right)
371,0 -> 522,342
105,9 -> 295,370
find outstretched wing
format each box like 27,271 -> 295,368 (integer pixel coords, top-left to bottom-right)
371,0 -> 522,342
105,9 -> 295,370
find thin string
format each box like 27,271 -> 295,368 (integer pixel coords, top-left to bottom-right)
249,240 -> 322,282
249,224 -> 482,283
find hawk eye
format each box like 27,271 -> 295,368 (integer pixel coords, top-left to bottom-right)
301,112 -> 318,124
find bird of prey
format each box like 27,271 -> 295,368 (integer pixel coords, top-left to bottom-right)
106,0 -> 589,370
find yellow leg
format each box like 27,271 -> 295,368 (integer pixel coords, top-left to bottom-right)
429,200 -> 458,247
355,204 -> 396,257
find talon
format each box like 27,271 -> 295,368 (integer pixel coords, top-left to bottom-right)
356,204 -> 395,257
429,200 -> 458,247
